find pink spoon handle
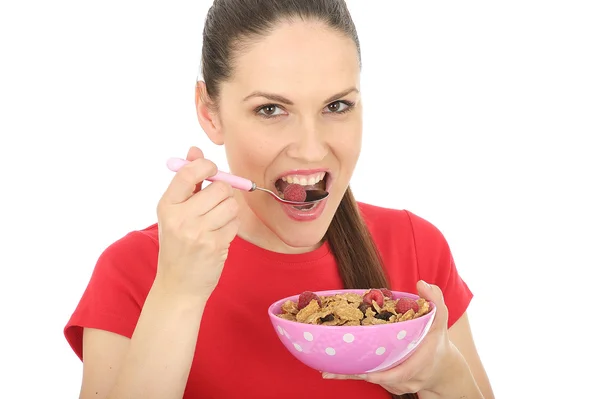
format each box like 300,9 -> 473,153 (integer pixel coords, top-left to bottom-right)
166,157 -> 254,192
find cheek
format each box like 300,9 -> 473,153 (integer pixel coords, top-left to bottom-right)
331,124 -> 362,167
221,118 -> 282,177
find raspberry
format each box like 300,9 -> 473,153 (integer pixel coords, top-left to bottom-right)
380,288 -> 393,299
283,184 -> 307,202
297,291 -> 321,310
396,297 -> 419,314
362,289 -> 384,308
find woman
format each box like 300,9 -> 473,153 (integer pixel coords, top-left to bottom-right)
64,1 -> 495,398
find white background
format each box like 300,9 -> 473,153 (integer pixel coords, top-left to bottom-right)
1,0 -> 599,397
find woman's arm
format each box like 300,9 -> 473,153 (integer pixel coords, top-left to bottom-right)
446,312 -> 495,398
79,283 -> 207,399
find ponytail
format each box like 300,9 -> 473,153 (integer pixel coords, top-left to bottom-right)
326,188 -> 418,399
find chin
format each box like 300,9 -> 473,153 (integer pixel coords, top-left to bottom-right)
262,193 -> 343,250
274,224 -> 330,249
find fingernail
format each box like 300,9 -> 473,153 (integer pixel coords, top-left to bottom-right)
322,373 -> 333,379
421,280 -> 431,288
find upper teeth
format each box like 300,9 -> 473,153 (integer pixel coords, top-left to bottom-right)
282,172 -> 326,186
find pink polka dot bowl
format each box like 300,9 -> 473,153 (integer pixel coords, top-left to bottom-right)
267,289 -> 436,375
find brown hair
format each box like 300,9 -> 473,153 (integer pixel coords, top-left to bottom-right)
201,1 -> 414,398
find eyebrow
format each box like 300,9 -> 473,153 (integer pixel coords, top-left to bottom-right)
242,87 -> 359,105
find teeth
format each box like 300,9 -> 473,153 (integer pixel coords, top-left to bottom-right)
281,172 -> 326,186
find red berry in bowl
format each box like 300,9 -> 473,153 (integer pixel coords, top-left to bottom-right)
298,291 -> 322,310
362,289 -> 384,308
396,297 -> 419,314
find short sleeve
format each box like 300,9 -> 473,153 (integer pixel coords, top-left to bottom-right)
64,230 -> 159,361
405,211 -> 473,329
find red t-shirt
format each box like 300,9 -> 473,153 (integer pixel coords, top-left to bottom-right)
64,204 -> 473,399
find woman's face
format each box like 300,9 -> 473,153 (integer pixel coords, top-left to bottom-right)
198,20 -> 362,253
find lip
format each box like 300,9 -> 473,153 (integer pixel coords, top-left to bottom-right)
280,197 -> 328,221
275,168 -> 330,180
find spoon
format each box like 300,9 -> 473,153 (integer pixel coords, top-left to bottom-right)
166,157 -> 329,206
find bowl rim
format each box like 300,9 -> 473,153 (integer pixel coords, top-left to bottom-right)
267,289 -> 436,330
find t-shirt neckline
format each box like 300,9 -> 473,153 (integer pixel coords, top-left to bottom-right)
232,234 -> 332,264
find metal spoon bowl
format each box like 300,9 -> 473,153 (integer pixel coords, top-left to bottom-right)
166,158 -> 329,206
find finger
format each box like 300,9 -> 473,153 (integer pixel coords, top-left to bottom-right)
186,146 -> 204,162
184,181 -> 234,216
162,157 -> 218,204
185,146 -> 206,193
360,333 -> 435,386
213,216 -> 241,244
187,147 -> 205,190
416,280 -> 448,331
199,196 -> 239,231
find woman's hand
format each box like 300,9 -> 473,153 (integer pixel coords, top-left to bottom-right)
154,146 -> 240,300
323,281 -> 481,398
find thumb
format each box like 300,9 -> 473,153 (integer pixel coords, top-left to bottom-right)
186,146 -> 205,162
416,280 -> 448,330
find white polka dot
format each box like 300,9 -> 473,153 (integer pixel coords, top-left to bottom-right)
407,341 -> 417,350
342,333 -> 355,343
325,347 -> 336,356
293,343 -> 303,352
303,332 -> 313,341
277,326 -> 284,335
375,347 -> 386,355
396,330 -> 407,340
283,329 -> 290,339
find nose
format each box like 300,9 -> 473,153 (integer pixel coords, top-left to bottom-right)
286,120 -> 328,163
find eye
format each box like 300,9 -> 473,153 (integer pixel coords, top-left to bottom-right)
256,104 -> 286,118
324,100 -> 354,114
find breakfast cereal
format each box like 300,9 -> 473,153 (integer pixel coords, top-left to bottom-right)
277,289 -> 431,326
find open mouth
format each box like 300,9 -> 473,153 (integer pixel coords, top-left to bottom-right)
275,172 -> 329,211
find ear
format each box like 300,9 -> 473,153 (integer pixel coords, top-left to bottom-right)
195,81 -> 224,145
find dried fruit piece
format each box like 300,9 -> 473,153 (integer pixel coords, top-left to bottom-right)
374,311 -> 394,321
320,314 -> 335,323
298,291 -> 322,310
363,289 -> 384,308
283,184 -> 307,202
358,302 -> 371,314
396,297 -> 419,314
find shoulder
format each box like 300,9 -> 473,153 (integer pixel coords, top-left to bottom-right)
87,223 -> 160,294
98,224 -> 159,265
357,201 -> 455,279
357,202 -> 444,245
98,222 -> 158,258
